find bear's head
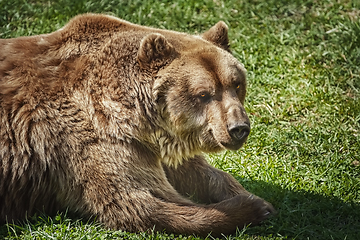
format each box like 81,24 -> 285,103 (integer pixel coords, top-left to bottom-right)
137,22 -> 250,165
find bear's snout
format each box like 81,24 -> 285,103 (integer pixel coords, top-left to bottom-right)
219,122 -> 250,150
228,122 -> 250,142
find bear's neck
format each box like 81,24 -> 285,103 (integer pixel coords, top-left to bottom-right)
141,129 -> 202,168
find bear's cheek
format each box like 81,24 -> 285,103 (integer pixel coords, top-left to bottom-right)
166,99 -> 206,132
164,87 -> 203,126
195,103 -> 230,149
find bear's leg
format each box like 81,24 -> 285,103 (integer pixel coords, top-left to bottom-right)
163,155 -> 250,204
73,143 -> 274,237
80,181 -> 272,237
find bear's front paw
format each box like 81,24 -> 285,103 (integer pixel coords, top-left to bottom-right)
215,193 -> 275,228
245,194 -> 275,225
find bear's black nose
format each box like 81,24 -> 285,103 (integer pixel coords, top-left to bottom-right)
228,123 -> 250,142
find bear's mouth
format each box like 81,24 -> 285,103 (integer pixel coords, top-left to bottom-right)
220,141 -> 246,151
206,127 -> 249,151
204,129 -> 243,152
201,129 -> 225,152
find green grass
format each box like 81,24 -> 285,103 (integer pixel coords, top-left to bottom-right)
1,0 -> 359,239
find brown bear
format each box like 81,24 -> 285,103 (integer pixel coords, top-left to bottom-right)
0,14 -> 274,237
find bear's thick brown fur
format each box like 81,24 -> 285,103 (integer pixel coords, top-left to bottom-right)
0,14 -> 274,236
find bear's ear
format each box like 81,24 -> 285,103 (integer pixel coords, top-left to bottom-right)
202,21 -> 230,52
137,33 -> 177,71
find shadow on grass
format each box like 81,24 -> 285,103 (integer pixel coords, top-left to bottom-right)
240,179 -> 360,240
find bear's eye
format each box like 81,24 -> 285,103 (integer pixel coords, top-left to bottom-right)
198,91 -> 212,103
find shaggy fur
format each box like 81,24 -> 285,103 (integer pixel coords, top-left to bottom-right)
0,14 -> 274,236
